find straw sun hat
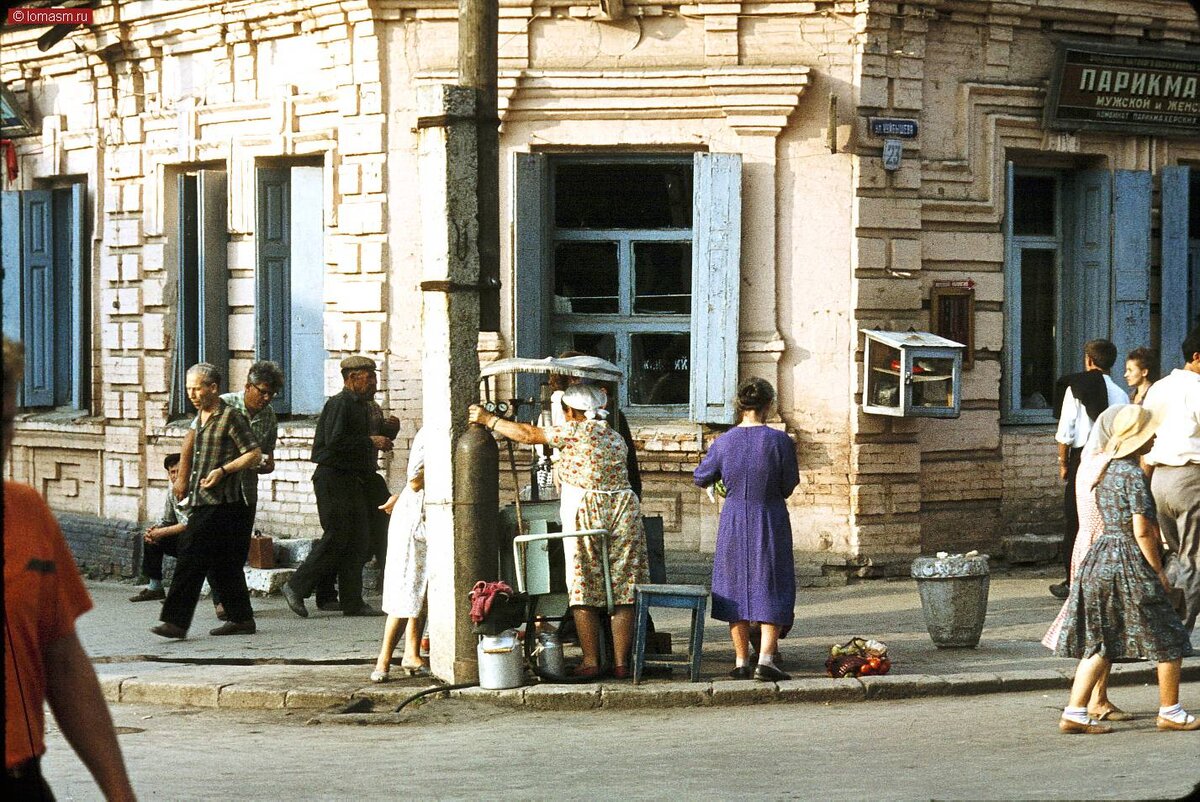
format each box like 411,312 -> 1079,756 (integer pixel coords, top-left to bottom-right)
1102,404 -> 1163,460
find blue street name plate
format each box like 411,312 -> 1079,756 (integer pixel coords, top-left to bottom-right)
869,117 -> 919,138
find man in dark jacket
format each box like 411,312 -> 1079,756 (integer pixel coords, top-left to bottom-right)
281,356 -> 391,617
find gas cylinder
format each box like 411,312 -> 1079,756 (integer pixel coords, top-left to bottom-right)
454,421 -> 500,581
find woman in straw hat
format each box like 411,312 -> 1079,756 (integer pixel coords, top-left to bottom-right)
1054,404 -> 1197,734
470,384 -> 649,680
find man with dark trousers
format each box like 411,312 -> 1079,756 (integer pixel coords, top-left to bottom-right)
282,356 -> 391,617
152,363 -> 262,638
1050,338 -> 1126,599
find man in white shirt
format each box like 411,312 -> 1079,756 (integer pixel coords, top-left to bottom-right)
1050,339 -> 1127,599
1143,324 -> 1200,632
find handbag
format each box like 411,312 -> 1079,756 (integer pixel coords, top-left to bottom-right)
247,533 -> 275,569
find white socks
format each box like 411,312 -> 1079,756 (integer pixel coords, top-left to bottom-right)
735,657 -> 749,668
757,652 -> 777,668
1062,706 -> 1093,725
1159,704 -> 1194,725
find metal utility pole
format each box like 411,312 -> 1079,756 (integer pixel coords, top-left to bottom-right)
458,0 -> 500,332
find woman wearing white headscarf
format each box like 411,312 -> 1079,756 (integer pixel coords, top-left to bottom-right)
469,384 -> 649,679
370,428 -> 429,681
1053,405 -> 1196,734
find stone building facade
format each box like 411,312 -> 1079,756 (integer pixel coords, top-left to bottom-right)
2,0 -> 1198,581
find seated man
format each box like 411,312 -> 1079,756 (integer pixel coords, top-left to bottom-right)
129,453 -> 189,602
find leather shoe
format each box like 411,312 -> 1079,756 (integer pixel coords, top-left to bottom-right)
281,583 -> 308,618
316,600 -> 342,612
209,620 -> 256,636
1156,715 -> 1200,731
150,622 -> 187,639
343,605 -> 385,617
612,665 -> 631,680
1049,582 -> 1070,600
753,664 -> 790,682
728,666 -> 754,680
1058,717 -> 1112,734
571,664 -> 602,680
129,587 -> 165,602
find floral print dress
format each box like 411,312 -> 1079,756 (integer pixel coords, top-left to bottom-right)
543,420 -> 649,608
1055,458 -> 1194,663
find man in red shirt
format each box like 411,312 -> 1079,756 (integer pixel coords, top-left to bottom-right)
3,338 -> 135,800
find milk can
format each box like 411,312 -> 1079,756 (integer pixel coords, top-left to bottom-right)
911,552 -> 990,649
477,629 -> 526,690
534,631 -> 565,677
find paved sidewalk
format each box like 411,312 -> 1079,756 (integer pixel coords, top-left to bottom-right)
85,568 -> 1199,714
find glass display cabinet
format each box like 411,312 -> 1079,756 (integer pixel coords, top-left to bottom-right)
861,330 -> 965,418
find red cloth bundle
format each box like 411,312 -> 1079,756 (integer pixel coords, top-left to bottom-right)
468,580 -> 514,625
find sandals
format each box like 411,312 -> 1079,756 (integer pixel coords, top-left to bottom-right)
400,662 -> 431,677
1088,704 -> 1134,722
370,669 -> 390,683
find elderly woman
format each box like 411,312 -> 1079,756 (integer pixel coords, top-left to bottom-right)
1054,404 -> 1197,734
694,378 -> 799,681
469,385 -> 649,679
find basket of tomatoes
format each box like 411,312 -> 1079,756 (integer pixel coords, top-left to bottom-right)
824,637 -> 891,678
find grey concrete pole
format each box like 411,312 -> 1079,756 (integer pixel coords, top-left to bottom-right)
417,85 -> 485,683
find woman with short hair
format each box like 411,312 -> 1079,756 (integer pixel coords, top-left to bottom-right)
693,377 -> 799,681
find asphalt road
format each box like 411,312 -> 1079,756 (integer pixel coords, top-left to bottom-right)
42,682 -> 1200,800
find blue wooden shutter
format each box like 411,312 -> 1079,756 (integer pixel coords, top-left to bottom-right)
257,167 -> 291,412
197,170 -> 228,380
1063,170 -> 1112,374
1110,170 -> 1152,371
2,191 -> 22,404
689,152 -> 742,423
1161,166 -> 1190,377
21,190 -> 55,406
68,183 -> 90,410
289,165 -> 325,415
513,153 -> 550,403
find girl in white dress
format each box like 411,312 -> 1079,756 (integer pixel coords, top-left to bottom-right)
371,428 -> 430,681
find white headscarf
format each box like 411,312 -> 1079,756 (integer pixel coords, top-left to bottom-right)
561,384 -> 608,420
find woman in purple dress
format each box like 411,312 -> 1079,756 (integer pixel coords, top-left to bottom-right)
694,377 -> 799,681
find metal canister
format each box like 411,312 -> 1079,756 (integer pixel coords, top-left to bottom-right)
535,631 -> 565,676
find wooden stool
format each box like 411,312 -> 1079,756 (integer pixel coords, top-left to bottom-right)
632,584 -> 709,684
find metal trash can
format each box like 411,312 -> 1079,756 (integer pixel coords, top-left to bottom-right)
911,552 -> 990,649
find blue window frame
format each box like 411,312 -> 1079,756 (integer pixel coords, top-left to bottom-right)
1,184 -> 90,410
514,152 -> 742,423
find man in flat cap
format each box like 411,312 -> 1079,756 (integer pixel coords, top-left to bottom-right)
282,356 -> 392,617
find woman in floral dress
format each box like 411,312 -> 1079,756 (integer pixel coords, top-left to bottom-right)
1054,404 -> 1197,734
469,384 -> 648,679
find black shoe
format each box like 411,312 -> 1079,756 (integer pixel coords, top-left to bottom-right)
728,665 -> 754,680
150,622 -> 187,639
281,583 -> 309,618
343,605 -> 385,617
316,600 -> 341,612
753,664 -> 790,682
129,587 -> 166,602
209,620 -> 256,636
1050,582 -> 1070,600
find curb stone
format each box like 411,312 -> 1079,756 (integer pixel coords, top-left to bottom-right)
775,677 -> 865,704
939,672 -> 1004,696
710,680 -> 777,705
995,669 -> 1072,692
601,681 -> 712,709
120,678 -> 222,707
218,685 -> 288,709
522,684 -> 601,711
860,674 -> 949,700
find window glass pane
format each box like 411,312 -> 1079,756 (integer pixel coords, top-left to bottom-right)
554,163 -> 692,229
554,242 -> 618,314
629,333 -> 690,406
911,357 -> 955,409
634,242 -> 691,315
1019,248 -> 1057,409
1012,175 -> 1057,237
1189,172 -> 1200,239
549,332 -> 617,366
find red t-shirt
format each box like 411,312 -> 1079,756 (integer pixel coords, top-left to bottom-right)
4,481 -> 93,769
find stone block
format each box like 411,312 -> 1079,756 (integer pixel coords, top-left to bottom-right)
938,672 -> 1003,696
775,677 -> 866,703
890,238 -> 921,273
854,278 -> 922,311
995,669 -> 1066,692
856,197 -> 922,231
228,313 -> 255,350
600,681 -> 712,709
143,242 -> 166,271
219,685 -> 288,709
121,679 -> 220,707
450,685 -> 526,707
522,684 -> 599,711
710,679 -> 777,705
859,674 -> 947,699
228,277 -> 256,306
338,201 -> 385,234
244,566 -> 295,594
274,537 -> 319,566
284,688 -> 350,709
1001,533 -> 1060,565
340,120 -> 384,155
334,280 -> 383,312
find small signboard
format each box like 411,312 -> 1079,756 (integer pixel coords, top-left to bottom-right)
869,117 -> 919,138
882,139 -> 903,171
1046,41 -> 1200,135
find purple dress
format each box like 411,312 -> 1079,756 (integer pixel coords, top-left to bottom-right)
694,426 -> 799,629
